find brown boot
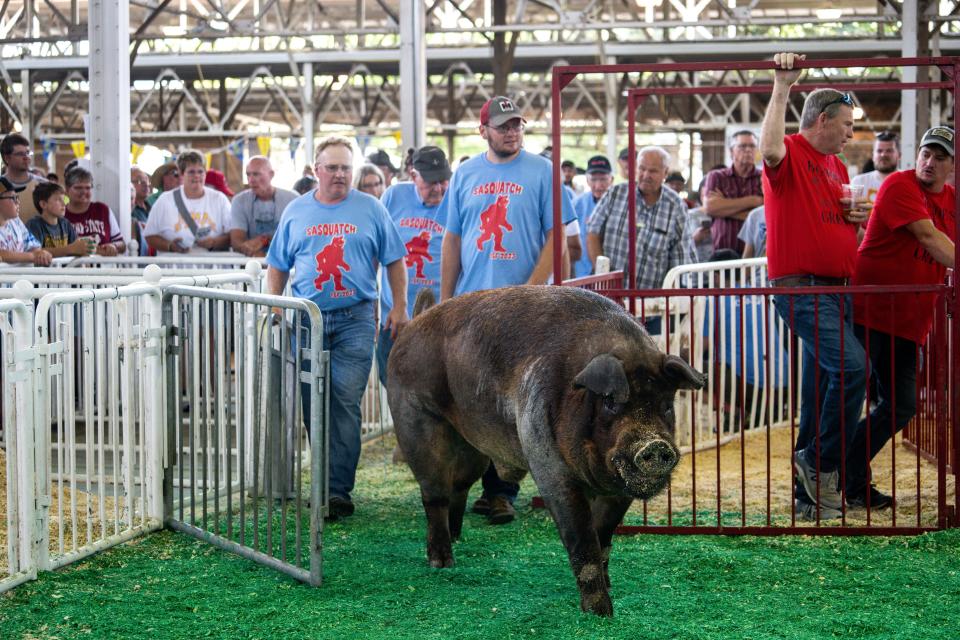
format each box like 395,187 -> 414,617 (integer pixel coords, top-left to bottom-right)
486,496 -> 515,525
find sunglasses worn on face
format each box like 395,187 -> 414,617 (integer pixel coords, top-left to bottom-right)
820,93 -> 854,114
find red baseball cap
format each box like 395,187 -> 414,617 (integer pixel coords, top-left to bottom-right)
205,169 -> 234,197
480,96 -> 525,127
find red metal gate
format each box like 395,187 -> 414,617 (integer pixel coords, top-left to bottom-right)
553,57 -> 960,534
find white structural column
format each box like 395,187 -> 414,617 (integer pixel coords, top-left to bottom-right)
604,55 -> 618,164
88,0 -> 131,242
399,0 -> 427,151
901,0 -> 918,168
301,62 -> 315,167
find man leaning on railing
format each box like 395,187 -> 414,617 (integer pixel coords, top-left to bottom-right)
761,52 -> 870,520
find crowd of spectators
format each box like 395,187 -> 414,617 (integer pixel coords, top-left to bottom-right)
2,60 -> 953,530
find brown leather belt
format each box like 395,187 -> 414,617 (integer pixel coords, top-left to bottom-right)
770,275 -> 849,287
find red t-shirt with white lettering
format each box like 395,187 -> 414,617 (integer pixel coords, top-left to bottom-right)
852,169 -> 956,344
763,134 -> 856,280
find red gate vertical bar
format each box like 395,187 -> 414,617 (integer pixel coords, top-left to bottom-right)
551,67 -> 567,287
952,60 -> 960,527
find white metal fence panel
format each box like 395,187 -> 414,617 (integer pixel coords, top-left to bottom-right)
32,284 -> 167,571
162,286 -> 326,585
656,258 -> 797,451
1,296 -> 38,593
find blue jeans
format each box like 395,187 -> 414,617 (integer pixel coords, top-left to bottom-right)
301,301 -> 376,500
847,325 -> 919,493
773,291 -> 866,472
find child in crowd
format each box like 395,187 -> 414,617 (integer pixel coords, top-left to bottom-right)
0,175 -> 52,265
26,182 -> 92,257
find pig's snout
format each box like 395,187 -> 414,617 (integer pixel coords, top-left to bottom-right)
633,439 -> 678,476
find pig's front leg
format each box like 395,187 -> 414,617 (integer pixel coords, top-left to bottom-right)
518,404 -> 613,616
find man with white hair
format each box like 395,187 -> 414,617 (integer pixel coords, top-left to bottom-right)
230,156 -> 298,257
586,145 -> 694,288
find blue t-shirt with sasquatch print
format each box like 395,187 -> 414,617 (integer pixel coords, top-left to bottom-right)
440,150 -> 575,296
379,182 -> 447,326
267,189 -> 406,311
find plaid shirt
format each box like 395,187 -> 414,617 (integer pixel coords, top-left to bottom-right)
587,183 -> 693,289
0,217 -> 40,253
704,165 -> 762,253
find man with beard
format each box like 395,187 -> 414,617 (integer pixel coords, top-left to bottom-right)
439,95 -> 574,525
852,130 -> 901,207
847,126 -> 956,510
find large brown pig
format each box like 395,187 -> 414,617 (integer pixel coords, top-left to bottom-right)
386,285 -> 705,616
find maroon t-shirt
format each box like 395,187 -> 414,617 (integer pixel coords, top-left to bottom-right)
66,202 -> 119,246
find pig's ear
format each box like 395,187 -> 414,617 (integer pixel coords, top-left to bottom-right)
662,354 -> 706,390
573,354 -> 630,402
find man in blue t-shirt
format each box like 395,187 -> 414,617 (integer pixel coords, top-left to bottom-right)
376,145 -> 451,387
438,95 -> 575,525
572,155 -> 613,277
266,135 -> 408,520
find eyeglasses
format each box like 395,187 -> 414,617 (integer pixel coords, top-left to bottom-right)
485,121 -> 525,134
819,93 -> 854,114
322,164 -> 353,175
183,168 -> 205,176
9,150 -> 32,158
360,180 -> 383,189
733,143 -> 757,150
0,194 -> 19,203
164,170 -> 180,177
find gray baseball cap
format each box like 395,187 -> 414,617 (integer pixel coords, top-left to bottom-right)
480,96 -> 525,128
920,126 -> 955,157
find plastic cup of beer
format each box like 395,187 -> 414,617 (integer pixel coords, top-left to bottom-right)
82,235 -> 98,254
841,183 -> 866,212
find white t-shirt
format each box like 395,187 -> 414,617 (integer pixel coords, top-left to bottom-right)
851,170 -> 891,207
143,186 -> 232,250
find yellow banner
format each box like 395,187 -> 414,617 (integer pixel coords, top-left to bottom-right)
256,136 -> 271,157
205,152 -> 213,169
70,141 -> 86,158
131,143 -> 144,164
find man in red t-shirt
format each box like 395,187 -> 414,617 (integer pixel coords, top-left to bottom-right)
761,52 -> 871,518
847,126 -> 956,509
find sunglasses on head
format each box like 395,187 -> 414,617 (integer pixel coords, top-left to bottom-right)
819,92 -> 854,114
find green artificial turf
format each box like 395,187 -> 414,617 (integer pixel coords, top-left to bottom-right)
2,439 -> 959,640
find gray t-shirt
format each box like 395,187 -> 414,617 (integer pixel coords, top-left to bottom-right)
229,188 -> 298,237
737,205 -> 766,257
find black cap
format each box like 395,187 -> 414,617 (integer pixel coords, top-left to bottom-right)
666,172 -> 685,184
366,149 -> 398,172
412,146 -> 452,182
561,160 -> 575,170
618,147 -> 636,161
920,126 -> 955,157
585,155 -> 612,175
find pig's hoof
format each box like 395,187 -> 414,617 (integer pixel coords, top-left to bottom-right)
581,592 -> 614,617
428,555 -> 455,568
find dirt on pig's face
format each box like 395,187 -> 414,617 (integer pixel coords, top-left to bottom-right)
559,353 -> 704,499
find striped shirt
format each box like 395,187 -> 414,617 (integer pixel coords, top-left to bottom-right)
586,183 -> 694,289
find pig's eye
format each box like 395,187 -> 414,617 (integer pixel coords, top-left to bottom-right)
662,401 -> 675,420
602,397 -> 624,415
